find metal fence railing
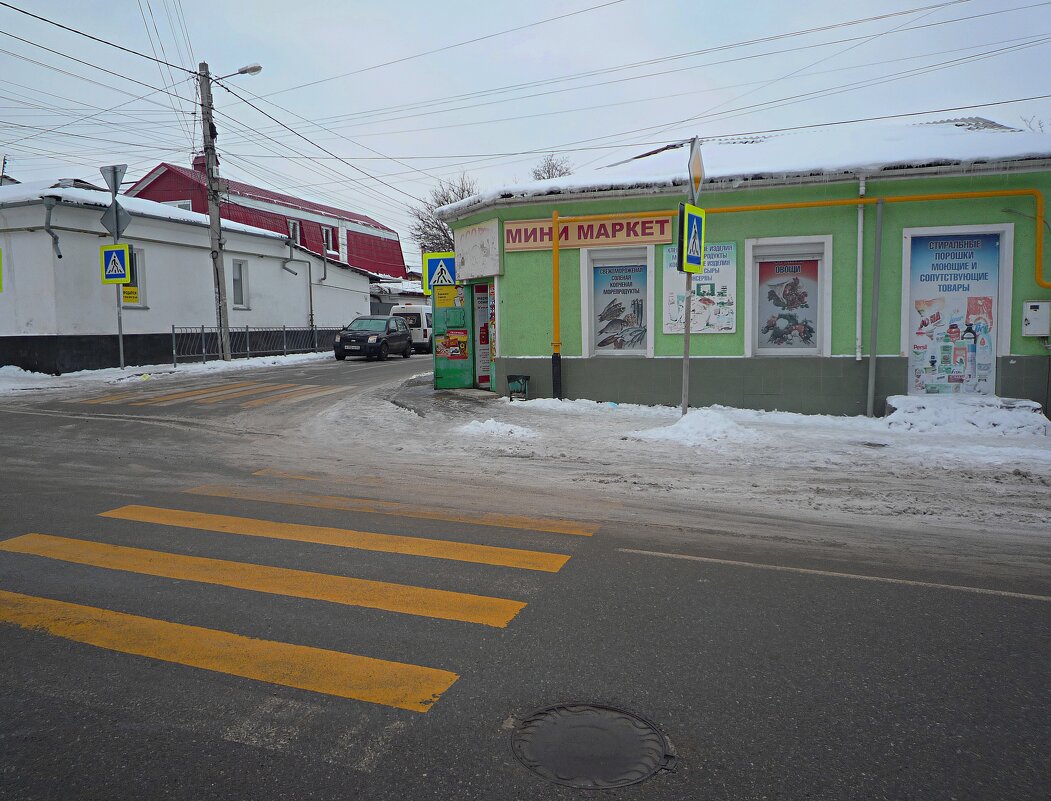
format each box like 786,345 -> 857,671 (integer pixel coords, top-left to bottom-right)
171,325 -> 341,365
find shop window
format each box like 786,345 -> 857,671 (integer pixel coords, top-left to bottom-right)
901,224 -> 1012,397
121,248 -> 146,308
232,259 -> 249,308
582,246 -> 655,357
745,237 -> 832,357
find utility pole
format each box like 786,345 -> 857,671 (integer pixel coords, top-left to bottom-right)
198,61 -> 232,361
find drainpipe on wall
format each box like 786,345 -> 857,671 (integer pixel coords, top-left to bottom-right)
856,176 -> 866,361
866,199 -> 885,418
41,197 -> 63,259
282,239 -> 313,328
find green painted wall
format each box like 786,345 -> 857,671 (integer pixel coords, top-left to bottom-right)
450,170 -> 1051,361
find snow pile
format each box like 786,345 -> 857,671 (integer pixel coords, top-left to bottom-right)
630,408 -> 761,446
0,352 -> 333,395
456,419 -> 538,439
885,395 -> 1048,436
514,397 -> 672,419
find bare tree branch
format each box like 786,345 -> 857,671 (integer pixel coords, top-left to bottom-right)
531,153 -> 573,181
407,174 -> 478,253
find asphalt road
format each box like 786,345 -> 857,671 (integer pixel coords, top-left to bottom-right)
0,357 -> 1048,801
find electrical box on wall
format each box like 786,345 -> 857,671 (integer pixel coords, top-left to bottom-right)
1022,300 -> 1051,336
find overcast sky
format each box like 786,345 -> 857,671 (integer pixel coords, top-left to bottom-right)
2,0 -> 1050,267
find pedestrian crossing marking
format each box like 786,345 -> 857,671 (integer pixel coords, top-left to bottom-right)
0,589 -> 458,712
79,391 -> 141,405
253,468 -> 386,487
100,505 -> 571,572
192,483 -> 598,537
239,385 -> 343,408
194,383 -> 299,404
0,534 -> 526,628
129,381 -> 261,406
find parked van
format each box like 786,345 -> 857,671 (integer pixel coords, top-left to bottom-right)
390,304 -> 433,353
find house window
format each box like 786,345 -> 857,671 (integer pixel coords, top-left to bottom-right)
163,200 -> 192,212
745,236 -> 832,357
288,220 -> 300,243
232,259 -> 248,308
122,248 -> 146,308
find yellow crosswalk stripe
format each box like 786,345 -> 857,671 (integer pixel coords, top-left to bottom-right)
129,382 -> 260,406
240,385 -> 343,408
194,383 -> 300,404
190,484 -> 598,537
100,505 -> 571,572
0,589 -> 458,712
0,534 -> 526,627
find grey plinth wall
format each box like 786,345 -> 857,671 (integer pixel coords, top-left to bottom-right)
494,356 -> 1050,418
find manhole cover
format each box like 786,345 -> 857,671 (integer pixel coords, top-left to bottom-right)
510,703 -> 674,789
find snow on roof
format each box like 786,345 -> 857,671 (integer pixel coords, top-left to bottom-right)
439,119 -> 1051,219
0,179 -> 283,239
370,279 -> 424,295
141,163 -> 397,234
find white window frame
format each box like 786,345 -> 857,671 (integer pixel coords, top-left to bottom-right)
744,235 -> 833,357
121,247 -> 147,309
162,199 -> 192,211
579,245 -> 656,358
899,223 -> 1014,358
231,259 -> 249,309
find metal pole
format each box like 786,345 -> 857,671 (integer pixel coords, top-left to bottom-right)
246,325 -> 251,358
282,325 -> 287,355
199,62 -> 231,361
171,325 -> 177,368
200,324 -> 206,363
551,210 -> 563,400
866,199 -> 884,417
681,271 -> 692,416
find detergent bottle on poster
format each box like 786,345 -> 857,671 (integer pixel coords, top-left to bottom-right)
976,333 -> 993,389
939,332 -> 954,374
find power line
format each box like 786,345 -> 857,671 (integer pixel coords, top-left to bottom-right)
265,0 -> 630,96
0,1 -> 193,74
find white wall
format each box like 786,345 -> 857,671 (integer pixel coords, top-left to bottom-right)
0,202 -> 371,336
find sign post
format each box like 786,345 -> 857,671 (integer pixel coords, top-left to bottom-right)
679,138 -> 705,415
100,164 -> 128,369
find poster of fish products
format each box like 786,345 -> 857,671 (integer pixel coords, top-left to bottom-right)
594,263 -> 647,351
908,233 -> 999,396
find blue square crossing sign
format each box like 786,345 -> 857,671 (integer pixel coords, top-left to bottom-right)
100,244 -> 131,285
678,203 -> 706,274
422,251 -> 456,297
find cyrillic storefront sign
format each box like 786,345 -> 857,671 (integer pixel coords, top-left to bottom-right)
504,215 -> 674,252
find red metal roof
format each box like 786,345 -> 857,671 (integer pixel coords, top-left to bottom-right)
136,163 -> 397,234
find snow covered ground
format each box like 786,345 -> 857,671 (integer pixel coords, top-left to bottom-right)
309,378 -> 1051,535
3,356 -> 1047,534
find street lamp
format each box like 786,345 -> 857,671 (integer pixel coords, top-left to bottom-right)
197,61 -> 261,361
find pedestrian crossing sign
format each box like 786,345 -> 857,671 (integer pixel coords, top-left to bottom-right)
100,244 -> 131,284
678,203 -> 706,274
422,251 -> 456,296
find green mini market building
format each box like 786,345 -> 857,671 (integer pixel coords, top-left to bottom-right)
436,119 -> 1051,416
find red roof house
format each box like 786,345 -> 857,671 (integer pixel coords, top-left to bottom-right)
128,158 -> 407,278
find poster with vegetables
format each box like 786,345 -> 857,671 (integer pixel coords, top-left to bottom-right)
908,233 -> 999,396
756,259 -> 819,351
593,263 -> 647,351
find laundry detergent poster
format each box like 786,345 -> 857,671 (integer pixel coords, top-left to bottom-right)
757,259 -> 819,351
908,233 -> 999,396
593,263 -> 647,351
663,243 -> 737,334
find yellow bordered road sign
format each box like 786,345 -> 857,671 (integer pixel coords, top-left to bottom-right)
422,251 -> 455,297
679,203 -> 706,274
100,244 -> 131,285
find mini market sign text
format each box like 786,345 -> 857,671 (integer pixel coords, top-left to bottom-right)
504,215 -> 674,252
